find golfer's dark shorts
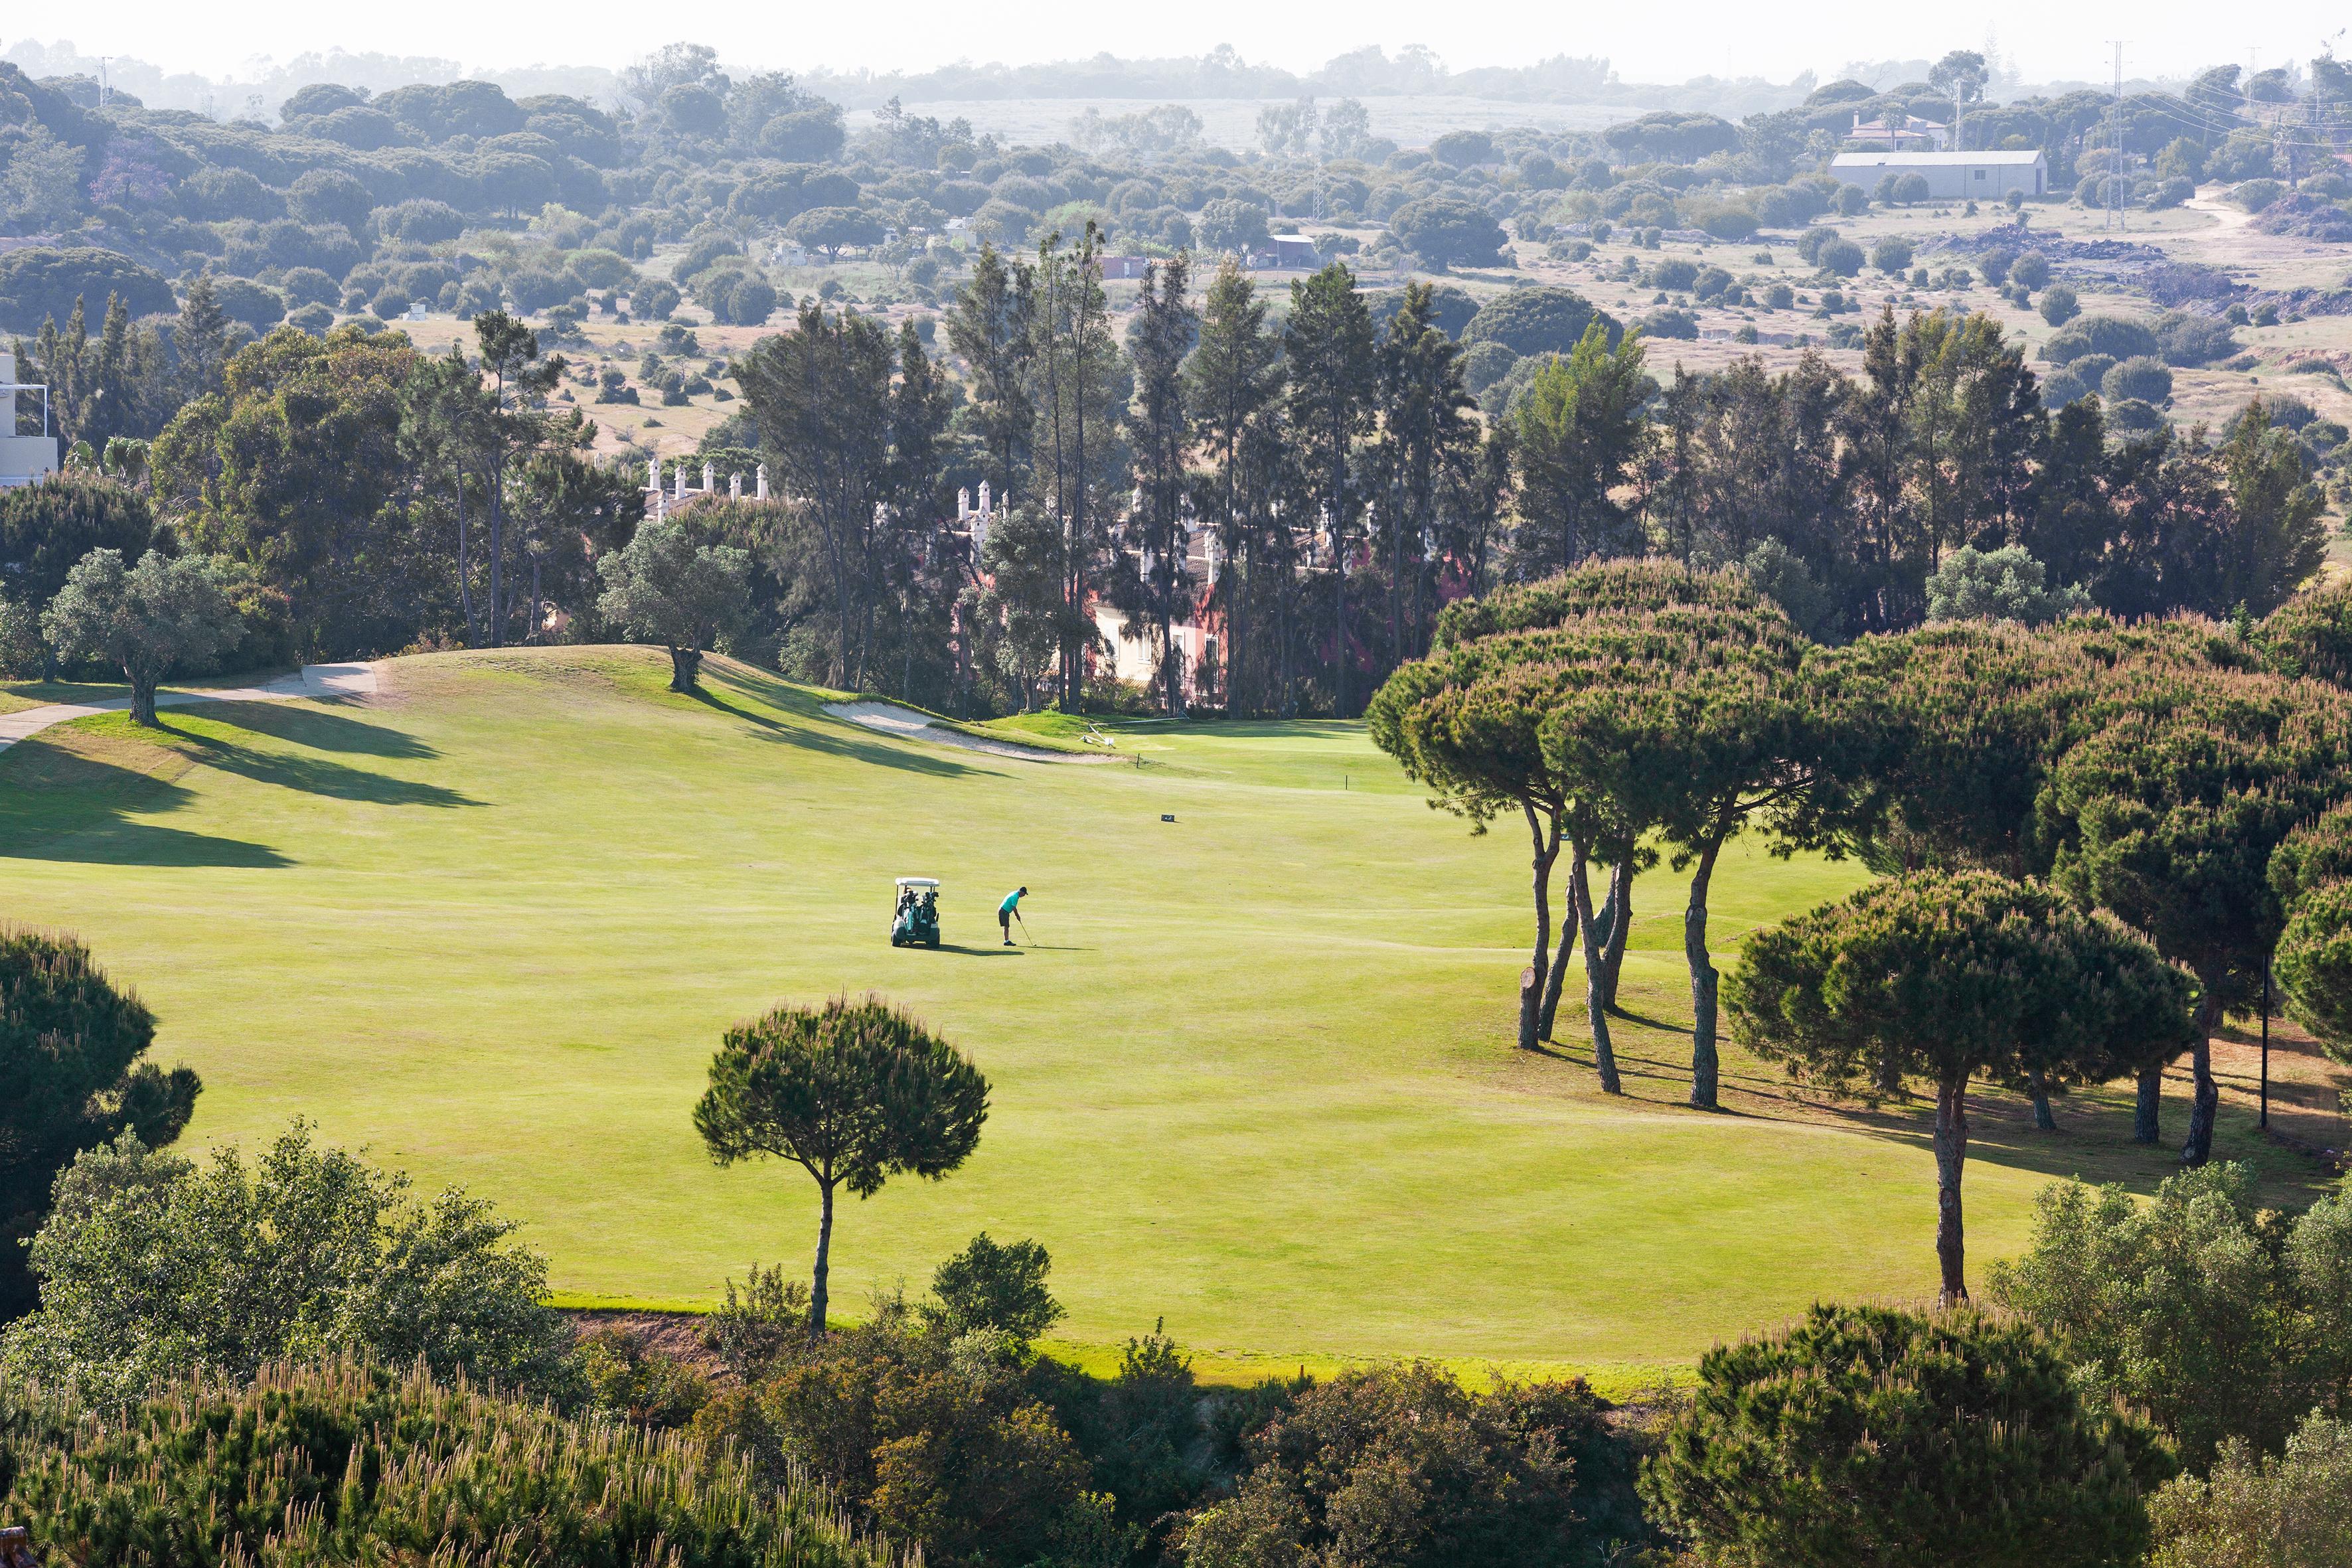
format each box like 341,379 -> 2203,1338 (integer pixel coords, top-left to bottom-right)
998,909 -> 1011,931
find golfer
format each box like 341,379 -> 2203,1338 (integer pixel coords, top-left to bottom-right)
998,886 -> 1028,946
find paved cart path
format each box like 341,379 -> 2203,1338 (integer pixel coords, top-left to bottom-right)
0,663 -> 382,751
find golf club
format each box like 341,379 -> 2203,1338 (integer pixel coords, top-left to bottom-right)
1015,909 -> 1032,945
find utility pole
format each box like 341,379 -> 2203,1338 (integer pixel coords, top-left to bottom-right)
2106,42 -> 2126,232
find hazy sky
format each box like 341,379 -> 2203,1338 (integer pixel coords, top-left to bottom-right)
13,0 -> 2349,88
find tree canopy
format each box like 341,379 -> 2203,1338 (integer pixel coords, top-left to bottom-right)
694,995 -> 990,1336
1640,1302 -> 2174,1568
1727,870 -> 2196,1300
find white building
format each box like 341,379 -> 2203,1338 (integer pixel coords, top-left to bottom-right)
0,351 -> 58,489
1828,150 -> 2048,200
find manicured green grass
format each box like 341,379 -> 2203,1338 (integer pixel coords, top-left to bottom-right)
0,647 -> 2331,1379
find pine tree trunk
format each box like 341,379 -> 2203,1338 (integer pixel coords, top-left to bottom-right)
1537,874 -> 1576,1044
1598,860 -> 1634,1012
2135,1066 -> 2163,1144
1518,803 -> 1560,1053
1934,1077 -> 1971,1305
1685,834 -> 1725,1111
2029,1071 -> 2057,1131
669,645 -> 700,692
129,672 -> 159,727
2181,994 -> 2221,1166
1571,849 -> 1622,1093
809,1179 -> 835,1339
488,460 -> 505,648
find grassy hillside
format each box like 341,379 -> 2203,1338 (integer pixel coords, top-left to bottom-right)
0,647 -> 2332,1381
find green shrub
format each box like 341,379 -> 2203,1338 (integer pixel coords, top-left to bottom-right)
1814,237 -> 1865,277
0,1123 -> 576,1406
1871,235 -> 1914,273
578,1323 -> 713,1428
2150,1412 -> 2352,1568
2234,178 -> 2286,212
1458,339 -> 1518,392
2039,283 -> 2079,325
2045,313 -> 2157,364
1181,1363 -> 1650,1568
1645,256 -> 1698,291
692,1298 -> 1097,1568
1459,287 -> 1614,356
1926,544 -> 2090,625
1640,1302 -> 2173,1568
0,1359 -> 899,1568
2104,354 -> 2175,403
923,1232 -> 1063,1343
1988,1164 -> 2352,1466
2011,250 -> 2052,290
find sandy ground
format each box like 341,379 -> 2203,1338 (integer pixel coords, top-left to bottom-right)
823,699 -> 1118,763
0,663 -> 380,751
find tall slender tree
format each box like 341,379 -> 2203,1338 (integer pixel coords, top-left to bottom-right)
944,242 -> 1034,499
1122,254 -> 1198,714
1512,323 -> 1650,576
1372,282 -> 1477,671
694,996 -> 989,1339
1728,871 -> 2195,1303
1184,258 -> 1283,715
469,311 -> 564,645
737,303 -> 898,688
1027,226 -> 1125,707
1283,262 -> 1375,715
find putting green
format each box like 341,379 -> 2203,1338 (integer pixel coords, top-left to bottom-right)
0,648 -> 2317,1378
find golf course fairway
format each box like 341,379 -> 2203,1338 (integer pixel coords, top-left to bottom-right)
0,647 -> 2318,1380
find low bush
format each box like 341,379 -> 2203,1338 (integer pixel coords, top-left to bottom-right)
2149,1412 -> 2352,1568
0,1359 -> 899,1568
1988,1164 -> 2352,1466
1181,1363 -> 1652,1568
1640,1302 -> 2173,1568
1644,256 -> 1699,291
0,1123 -> 576,1406
2045,313 -> 2157,364
1814,238 -> 1865,277
2104,354 -> 2175,403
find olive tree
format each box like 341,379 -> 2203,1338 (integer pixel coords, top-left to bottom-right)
594,519 -> 750,692
1988,1164 -> 2352,1467
1727,870 -> 2196,1302
1640,1302 -> 2174,1568
41,548 -> 240,725
0,475 -> 165,678
0,1123 -> 572,1403
694,995 -> 990,1336
2150,1413 -> 2352,1568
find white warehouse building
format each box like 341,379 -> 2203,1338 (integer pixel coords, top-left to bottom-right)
1828,149 -> 2048,200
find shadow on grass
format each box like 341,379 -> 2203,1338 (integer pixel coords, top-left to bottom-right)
929,943 -> 1026,957
220,700 -> 437,760
158,716 -> 475,808
0,740 -> 287,867
688,683 -> 976,779
1539,1030 -> 2313,1199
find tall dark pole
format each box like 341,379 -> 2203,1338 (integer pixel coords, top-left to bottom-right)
2260,965 -> 2272,1131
